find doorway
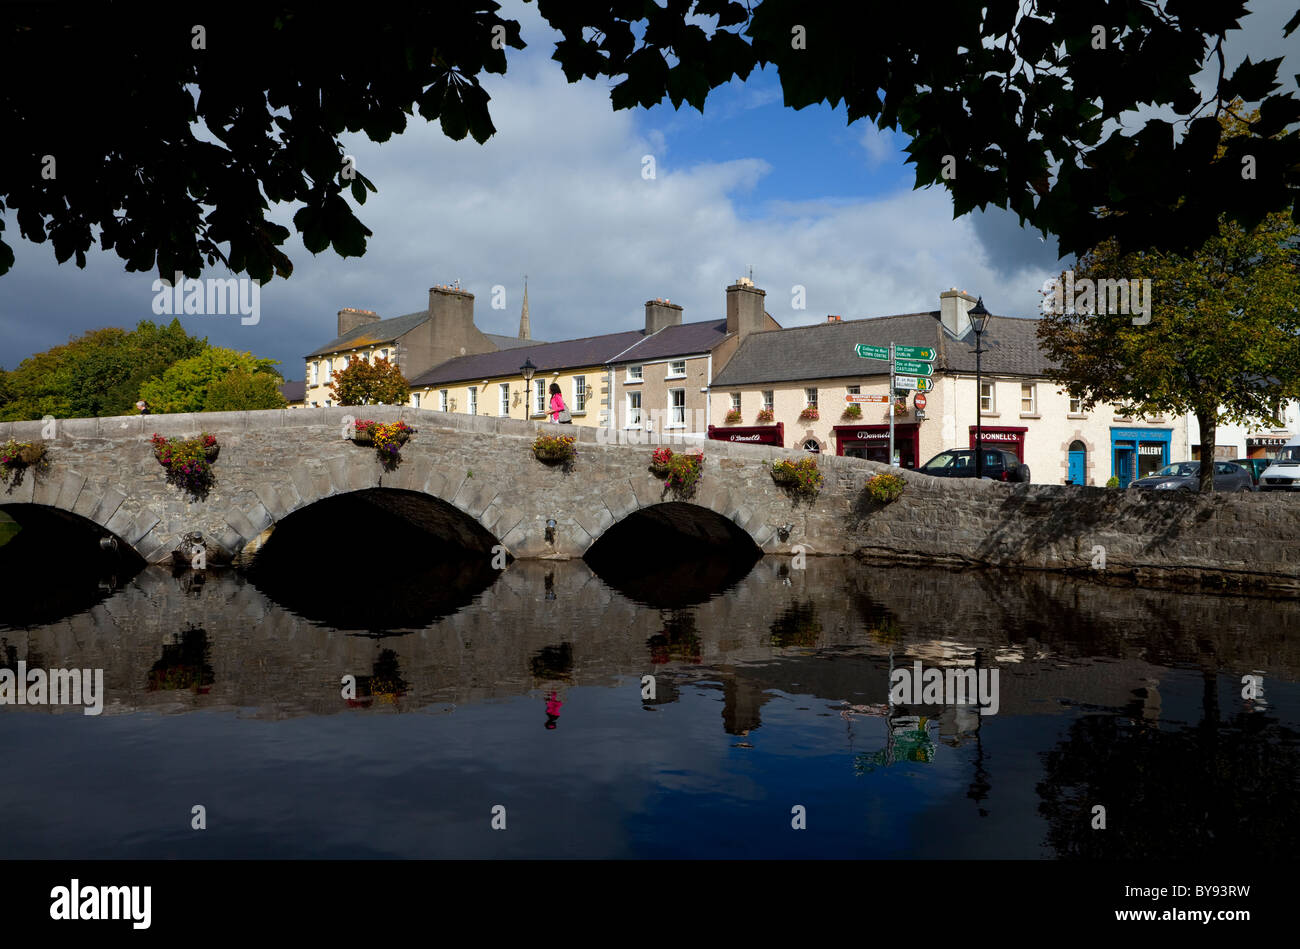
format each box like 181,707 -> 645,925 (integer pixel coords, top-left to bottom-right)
1067,440 -> 1086,485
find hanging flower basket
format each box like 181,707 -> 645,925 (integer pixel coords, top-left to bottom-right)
865,471 -> 907,504
151,433 -> 217,500
351,419 -> 376,445
771,457 -> 824,498
650,447 -> 704,497
533,433 -> 577,465
0,440 -> 49,486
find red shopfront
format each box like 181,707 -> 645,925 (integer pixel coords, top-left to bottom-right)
833,422 -> 920,468
707,422 -> 784,448
968,425 -> 1027,461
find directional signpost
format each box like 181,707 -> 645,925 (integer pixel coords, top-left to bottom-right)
852,340 -> 938,466
894,359 -> 934,377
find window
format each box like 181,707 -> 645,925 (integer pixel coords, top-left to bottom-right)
626,364 -> 643,382
468,386 -> 478,415
412,392 -> 421,409
310,362 -> 318,385
806,387 -> 818,407
439,389 -> 448,412
668,360 -> 686,377
574,376 -> 587,412
762,390 -> 774,411
980,381 -> 995,412
535,379 -> 548,415
500,383 -> 510,416
325,399 -> 332,407
1069,395 -> 1084,415
847,385 -> 860,395
378,348 -> 389,362
1021,383 -> 1037,414
803,439 -> 821,453
626,391 -> 642,427
322,361 -> 332,384
669,388 -> 686,426
730,392 -> 741,412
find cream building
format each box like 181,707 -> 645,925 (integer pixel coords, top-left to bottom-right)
709,289 -> 1187,486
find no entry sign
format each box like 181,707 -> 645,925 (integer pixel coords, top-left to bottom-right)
914,394 -> 927,410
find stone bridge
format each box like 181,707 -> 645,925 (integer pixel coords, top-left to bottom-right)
2,407 -> 1298,592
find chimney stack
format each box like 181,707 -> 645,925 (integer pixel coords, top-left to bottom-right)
644,297 -> 683,335
338,307 -> 380,337
726,277 -> 767,339
939,288 -> 978,337
827,314 -> 842,323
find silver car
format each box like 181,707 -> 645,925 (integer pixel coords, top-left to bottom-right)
1259,443 -> 1300,492
1129,461 -> 1254,493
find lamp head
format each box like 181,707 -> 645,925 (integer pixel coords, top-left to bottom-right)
520,358 -> 537,382
968,297 -> 989,335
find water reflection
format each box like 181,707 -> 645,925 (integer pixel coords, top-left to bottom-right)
0,555 -> 1296,858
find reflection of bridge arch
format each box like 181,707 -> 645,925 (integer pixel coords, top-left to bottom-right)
584,499 -> 765,556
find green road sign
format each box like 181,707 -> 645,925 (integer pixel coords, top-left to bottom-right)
894,376 -> 934,392
855,344 -> 889,360
894,346 -> 936,361
894,359 -> 934,376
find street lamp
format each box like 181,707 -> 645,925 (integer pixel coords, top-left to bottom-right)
969,297 -> 990,479
520,358 -> 536,419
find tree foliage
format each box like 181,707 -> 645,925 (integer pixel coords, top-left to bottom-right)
328,356 -> 410,406
138,347 -> 284,414
1037,210 -> 1300,491
0,320 -> 207,420
1,3 -> 1296,282
203,367 -> 289,412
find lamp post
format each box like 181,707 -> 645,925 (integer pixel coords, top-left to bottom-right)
969,297 -> 990,479
520,358 -> 536,420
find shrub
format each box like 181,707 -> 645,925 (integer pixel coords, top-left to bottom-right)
351,419 -> 414,469
865,471 -> 906,503
771,457 -> 824,498
1106,475 -> 1120,488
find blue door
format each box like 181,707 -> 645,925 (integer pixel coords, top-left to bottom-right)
1067,441 -> 1086,485
1115,448 -> 1134,487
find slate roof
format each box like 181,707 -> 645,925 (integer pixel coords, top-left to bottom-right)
304,311 -> 429,358
278,380 -> 306,403
485,334 -> 542,350
410,319 -> 731,387
409,329 -> 645,387
608,320 -> 729,364
710,311 -> 1051,387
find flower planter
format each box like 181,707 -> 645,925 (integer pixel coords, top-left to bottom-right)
0,440 -> 48,486
533,434 -> 577,466
770,466 -> 798,485
204,444 -> 220,461
351,432 -> 374,446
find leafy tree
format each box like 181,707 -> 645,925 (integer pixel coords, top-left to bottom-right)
203,367 -> 289,412
138,348 -> 283,414
0,319 -> 207,420
328,356 -> 409,406
1038,210 -> 1300,492
2,3 -> 1296,282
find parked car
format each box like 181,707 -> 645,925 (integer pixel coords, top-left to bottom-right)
1231,458 -> 1272,486
1259,437 -> 1300,492
918,448 -> 1031,482
1129,460 -> 1253,492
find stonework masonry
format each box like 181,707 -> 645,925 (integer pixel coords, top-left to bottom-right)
1,408 -> 1296,592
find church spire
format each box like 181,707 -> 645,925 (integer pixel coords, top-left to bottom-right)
518,275 -> 531,340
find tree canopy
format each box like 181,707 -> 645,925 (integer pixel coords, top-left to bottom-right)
137,347 -> 284,415
0,319 -> 207,421
329,356 -> 410,406
2,2 -> 1296,283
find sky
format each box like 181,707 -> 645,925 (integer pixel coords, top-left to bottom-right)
1,0 -> 1296,379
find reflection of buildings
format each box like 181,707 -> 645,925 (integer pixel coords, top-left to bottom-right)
347,648 -> 408,708
147,626 -> 215,693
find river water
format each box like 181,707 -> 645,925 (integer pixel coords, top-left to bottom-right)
0,552 -> 1297,859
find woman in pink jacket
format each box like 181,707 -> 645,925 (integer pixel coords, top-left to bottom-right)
549,382 -> 571,423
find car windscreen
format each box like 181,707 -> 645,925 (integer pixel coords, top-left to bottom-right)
1156,462 -> 1198,477
921,451 -> 962,470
